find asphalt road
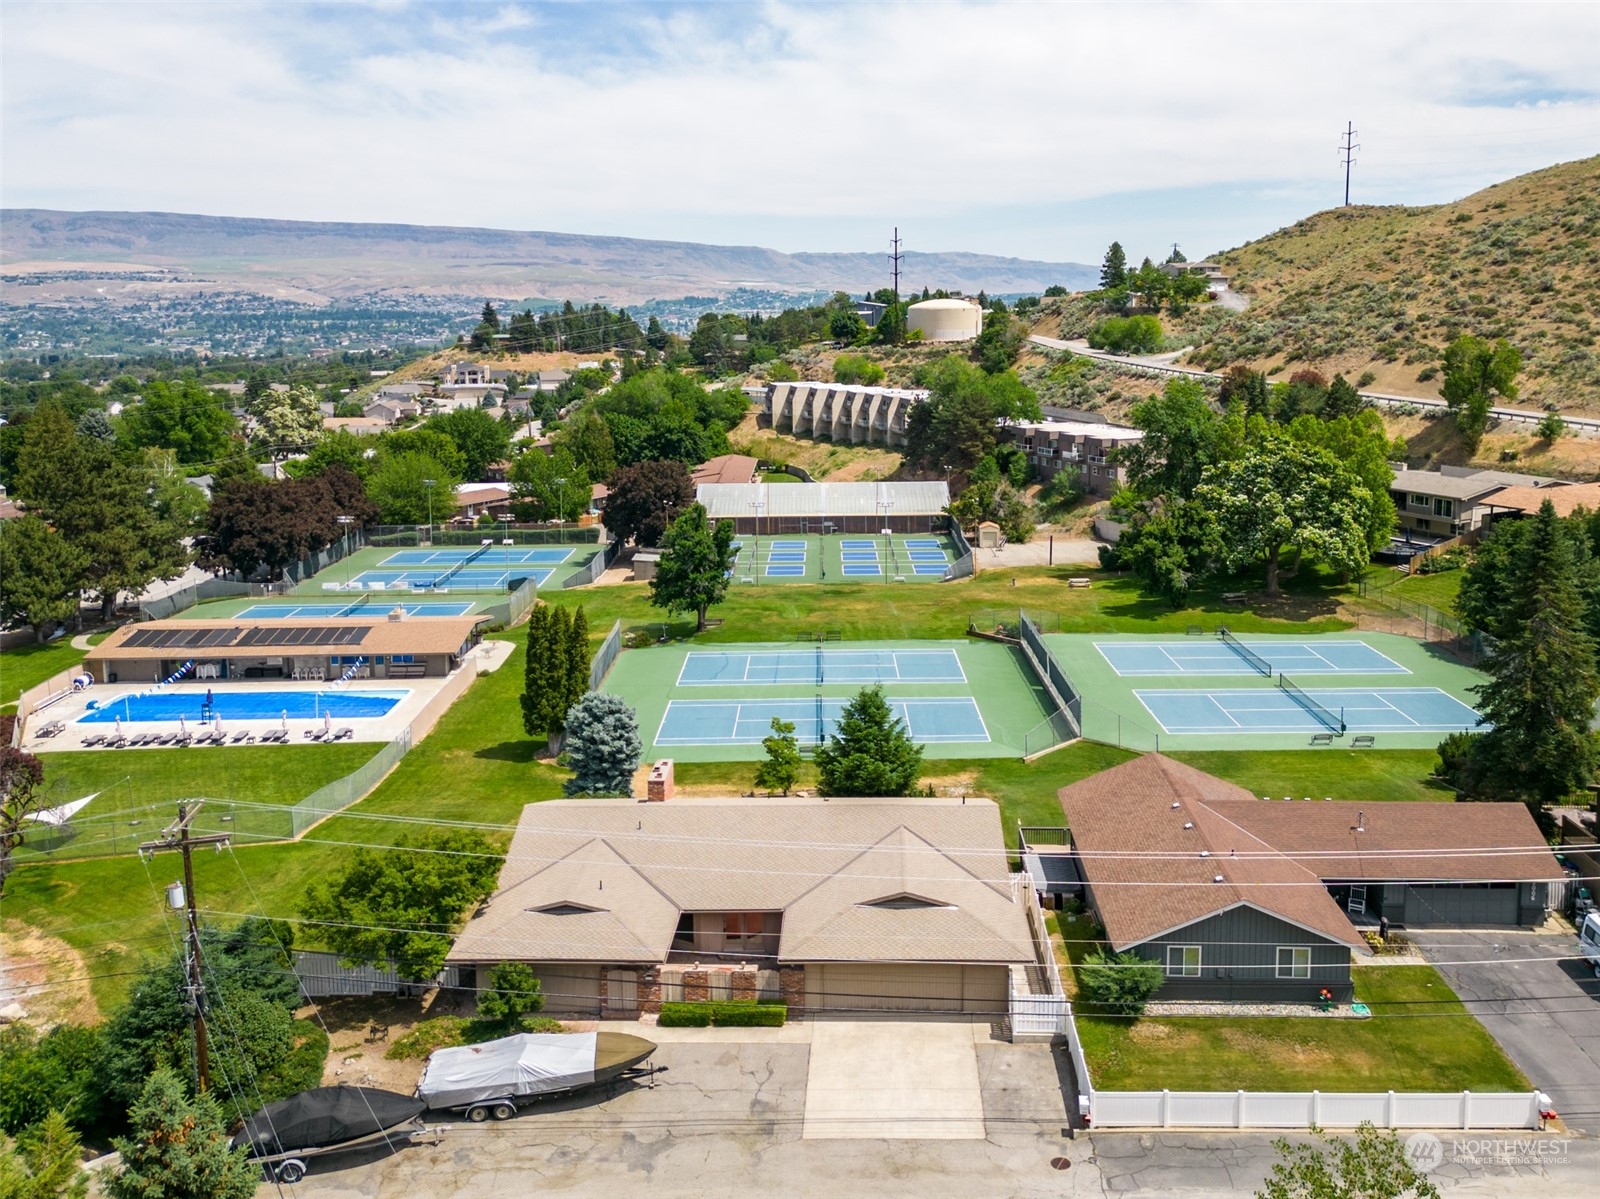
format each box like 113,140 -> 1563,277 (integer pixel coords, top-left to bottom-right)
1412,928 -> 1600,1135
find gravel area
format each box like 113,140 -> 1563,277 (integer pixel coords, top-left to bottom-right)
1143,1001 -> 1371,1019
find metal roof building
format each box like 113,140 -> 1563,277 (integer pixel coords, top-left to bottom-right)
695,481 -> 951,534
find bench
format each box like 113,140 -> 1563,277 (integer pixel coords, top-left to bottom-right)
1352,735 -> 1376,748
1221,591 -> 1247,604
1310,732 -> 1335,746
1068,577 -> 1092,589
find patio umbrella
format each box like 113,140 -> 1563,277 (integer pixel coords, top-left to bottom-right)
215,715 -> 224,737
282,710 -> 289,731
324,712 -> 332,735
115,716 -> 123,736
179,714 -> 186,734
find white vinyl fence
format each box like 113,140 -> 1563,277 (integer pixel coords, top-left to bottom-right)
1088,1088 -> 1545,1131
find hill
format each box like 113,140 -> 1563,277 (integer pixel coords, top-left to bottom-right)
1049,156 -> 1600,411
0,209 -> 1097,306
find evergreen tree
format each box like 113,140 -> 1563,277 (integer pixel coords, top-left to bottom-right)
520,604 -> 559,740
754,717 -> 802,796
563,606 -> 591,723
815,686 -> 924,797
1468,500 -> 1600,807
105,1070 -> 259,1199
646,316 -> 670,351
563,693 -> 642,796
0,516 -> 87,642
480,301 -> 501,330
1099,241 -> 1128,290
1323,372 -> 1365,419
0,1110 -> 90,1199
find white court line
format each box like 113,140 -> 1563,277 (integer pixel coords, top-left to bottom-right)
1362,691 -> 1422,727
1203,694 -> 1244,729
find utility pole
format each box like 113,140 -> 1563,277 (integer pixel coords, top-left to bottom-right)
888,227 -> 903,344
1339,122 -> 1360,207
140,802 -> 230,1093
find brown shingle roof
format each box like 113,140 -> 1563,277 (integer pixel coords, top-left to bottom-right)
1058,755 -> 1364,950
1484,482 -> 1600,518
691,454 -> 760,487
447,796 -> 1034,966
86,616 -> 481,663
1058,755 -> 1560,951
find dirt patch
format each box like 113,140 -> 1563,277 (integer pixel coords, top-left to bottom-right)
299,993 -> 466,1095
0,920 -> 99,1027
1128,1022 -> 1174,1043
729,411 -> 905,482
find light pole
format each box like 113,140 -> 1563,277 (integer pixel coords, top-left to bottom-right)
878,498 -> 894,584
555,477 -> 567,533
423,479 -> 436,544
751,497 -> 765,585
336,514 -> 354,589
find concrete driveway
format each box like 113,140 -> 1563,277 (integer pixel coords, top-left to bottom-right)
1411,928 -> 1600,1134
802,1020 -> 985,1139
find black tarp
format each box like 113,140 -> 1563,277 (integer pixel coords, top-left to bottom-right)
233,1087 -> 423,1156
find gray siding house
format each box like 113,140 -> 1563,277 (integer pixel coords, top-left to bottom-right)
1056,755 -> 1560,1004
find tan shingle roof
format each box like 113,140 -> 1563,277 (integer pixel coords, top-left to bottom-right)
86,616 -> 481,662
447,797 -> 1034,966
1483,482 -> 1600,518
1058,755 -> 1364,951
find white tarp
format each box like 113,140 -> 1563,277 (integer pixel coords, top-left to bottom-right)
24,794 -> 97,827
417,1032 -> 597,1109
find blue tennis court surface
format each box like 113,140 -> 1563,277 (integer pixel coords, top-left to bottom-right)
1099,639 -> 1408,677
381,548 -> 572,566
348,566 -> 554,589
236,601 -> 475,619
1135,687 -> 1481,735
657,697 -> 989,745
678,648 -> 967,686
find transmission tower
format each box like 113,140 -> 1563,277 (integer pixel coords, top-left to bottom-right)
888,227 -> 903,343
1339,122 -> 1360,206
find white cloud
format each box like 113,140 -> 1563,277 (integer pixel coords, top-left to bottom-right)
2,0 -> 1597,261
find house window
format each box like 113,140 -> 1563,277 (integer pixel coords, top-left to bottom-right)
1276,947 -> 1312,979
1165,945 -> 1201,977
723,913 -> 768,944
1433,498 -> 1455,518
1409,494 -> 1430,509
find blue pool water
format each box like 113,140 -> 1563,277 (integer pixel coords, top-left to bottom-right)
80,690 -> 408,723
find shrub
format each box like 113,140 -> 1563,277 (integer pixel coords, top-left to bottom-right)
1087,315 -> 1163,355
1074,950 -> 1164,1015
656,1002 -> 787,1027
833,353 -> 886,386
385,1013 -> 567,1059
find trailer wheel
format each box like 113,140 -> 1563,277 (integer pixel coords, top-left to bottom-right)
491,1103 -> 515,1121
466,1105 -> 490,1122
275,1161 -> 306,1184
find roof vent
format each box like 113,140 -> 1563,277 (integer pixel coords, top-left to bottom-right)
531,902 -> 604,916
1183,822 -> 1194,830
1213,874 -> 1225,883
1172,802 -> 1181,809
1199,850 -> 1211,858
861,893 -> 953,911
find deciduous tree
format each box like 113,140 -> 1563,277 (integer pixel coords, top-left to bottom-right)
116,379 -> 238,466
754,717 -> 802,796
1195,438 -> 1373,596
1120,378 -> 1226,500
1442,335 -> 1521,451
476,963 -> 546,1032
427,407 -> 513,480
508,446 -> 589,523
365,450 -> 461,525
650,503 -> 737,633
0,747 -> 46,896
1255,1122 -> 1440,1199
301,829 -> 501,981
602,460 -> 694,547
251,384 -> 323,454
815,686 -> 924,798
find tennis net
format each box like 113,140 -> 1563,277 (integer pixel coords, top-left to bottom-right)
1218,628 -> 1272,677
816,643 -> 825,685
815,693 -> 826,744
1278,674 -> 1345,734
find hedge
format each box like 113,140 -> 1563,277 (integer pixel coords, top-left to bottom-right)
657,1002 -> 787,1028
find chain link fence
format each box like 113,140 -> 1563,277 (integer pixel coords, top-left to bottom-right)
589,620 -> 622,690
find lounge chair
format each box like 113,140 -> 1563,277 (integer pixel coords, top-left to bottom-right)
332,727 -> 354,741
173,733 -> 193,747
230,731 -> 250,744
101,734 -> 126,749
80,733 -> 106,748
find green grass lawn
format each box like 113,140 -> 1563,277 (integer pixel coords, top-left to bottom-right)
1390,569 -> 1464,614
1055,917 -> 1526,1092
1168,749 -> 1451,802
1,639 -> 88,709
1076,965 -> 1527,1092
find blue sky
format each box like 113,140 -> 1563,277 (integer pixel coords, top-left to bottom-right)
4,1 -> 1599,266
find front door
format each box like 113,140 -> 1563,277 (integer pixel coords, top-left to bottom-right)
604,969 -> 638,1016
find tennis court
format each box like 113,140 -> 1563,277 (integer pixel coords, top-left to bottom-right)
1098,637 -> 1408,677
1136,686 -> 1482,736
657,697 -> 989,745
723,532 -> 961,583
340,546 -> 572,590
678,647 -> 967,686
235,601 -> 475,619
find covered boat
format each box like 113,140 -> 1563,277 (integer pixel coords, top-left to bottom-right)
418,1031 -> 657,1115
233,1086 -> 424,1164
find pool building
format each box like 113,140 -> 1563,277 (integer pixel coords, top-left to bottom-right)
83,613 -> 484,685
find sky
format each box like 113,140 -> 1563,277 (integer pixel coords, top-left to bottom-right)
4,0 -> 1600,266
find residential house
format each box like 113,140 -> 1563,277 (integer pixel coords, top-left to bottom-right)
1056,755 -> 1558,1002
446,794 -> 1037,1017
436,361 -> 507,411
852,299 -> 887,328
1158,260 -> 1231,295
0,485 -> 21,521
454,483 -> 513,522
1390,466 -> 1560,540
364,398 -> 422,425
1481,481 -> 1600,524
322,416 -> 389,436
1003,419 -> 1143,497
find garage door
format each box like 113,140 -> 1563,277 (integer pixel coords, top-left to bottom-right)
1402,884 -> 1519,926
804,964 -> 1007,1014
530,965 -> 602,1015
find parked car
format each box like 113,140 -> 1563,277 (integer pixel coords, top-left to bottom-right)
1580,911 -> 1600,979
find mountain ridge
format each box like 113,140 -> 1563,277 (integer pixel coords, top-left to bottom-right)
0,208 -> 1098,304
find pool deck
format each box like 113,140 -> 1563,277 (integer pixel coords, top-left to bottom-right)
21,641 -> 513,752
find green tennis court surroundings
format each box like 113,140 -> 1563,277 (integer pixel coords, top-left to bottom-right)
602,638 -> 1056,761
724,532 -> 964,584
1042,629 -> 1488,751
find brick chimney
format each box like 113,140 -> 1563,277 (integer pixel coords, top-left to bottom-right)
645,759 -> 674,802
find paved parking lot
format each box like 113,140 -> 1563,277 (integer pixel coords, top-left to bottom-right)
1412,928 -> 1600,1134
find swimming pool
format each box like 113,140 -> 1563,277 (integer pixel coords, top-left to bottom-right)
80,690 -> 409,723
